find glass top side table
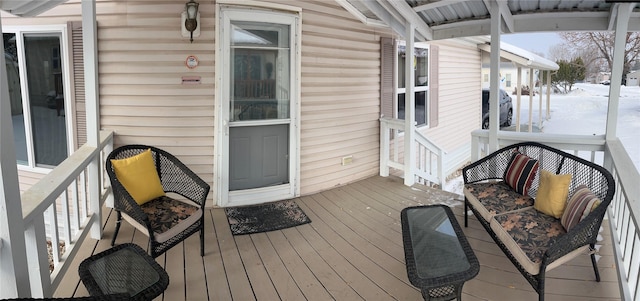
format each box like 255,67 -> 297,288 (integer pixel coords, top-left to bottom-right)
79,243 -> 169,301
401,205 -> 479,301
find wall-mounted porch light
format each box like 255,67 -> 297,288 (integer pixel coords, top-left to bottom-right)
181,0 -> 200,43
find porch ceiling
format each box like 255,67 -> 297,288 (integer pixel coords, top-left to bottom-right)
0,0 -> 68,17
340,0 -> 640,41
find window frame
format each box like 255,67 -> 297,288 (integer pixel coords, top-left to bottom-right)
395,40 -> 430,127
4,25 -> 73,172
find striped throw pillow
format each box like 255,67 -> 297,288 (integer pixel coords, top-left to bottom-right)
503,152 -> 539,195
561,185 -> 601,231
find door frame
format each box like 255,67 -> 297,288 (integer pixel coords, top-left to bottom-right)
214,4 -> 301,207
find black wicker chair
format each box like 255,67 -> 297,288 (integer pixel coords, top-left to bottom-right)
462,142 -> 615,301
105,145 -> 210,258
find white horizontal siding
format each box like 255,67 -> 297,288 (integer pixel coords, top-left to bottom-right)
4,0 -> 396,203
297,0 -> 392,195
422,39 -> 481,156
93,1 -> 216,203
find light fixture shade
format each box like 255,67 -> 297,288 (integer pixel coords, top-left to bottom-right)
183,0 -> 200,43
186,1 -> 198,19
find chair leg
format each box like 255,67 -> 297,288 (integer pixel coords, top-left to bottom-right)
591,244 -> 601,282
537,268 -> 546,301
464,199 -> 468,227
200,224 -> 205,257
111,211 -> 122,246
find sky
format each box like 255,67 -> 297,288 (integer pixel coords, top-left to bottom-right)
501,32 -> 564,58
444,82 -> 640,195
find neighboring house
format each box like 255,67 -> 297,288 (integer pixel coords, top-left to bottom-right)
481,61 -> 537,92
480,41 -> 557,93
1,0 -> 557,208
626,70 -> 639,86
596,72 -> 612,84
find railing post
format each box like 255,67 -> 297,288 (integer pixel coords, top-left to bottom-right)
471,134 -> 480,162
24,220 -> 51,298
103,138 -> 114,208
379,119 -> 390,177
88,158 -> 102,239
403,22 -> 416,186
437,149 -> 444,187
83,0 -> 102,239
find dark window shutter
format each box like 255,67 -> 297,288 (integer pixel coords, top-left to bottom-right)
380,37 -> 395,118
429,44 -> 439,128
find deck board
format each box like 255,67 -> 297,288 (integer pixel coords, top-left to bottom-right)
280,226 -> 364,300
233,234 -> 280,301
184,234 -> 208,301
201,210 -> 233,301
56,176 -> 621,301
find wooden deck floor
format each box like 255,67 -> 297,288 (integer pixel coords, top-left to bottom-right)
55,176 -> 621,301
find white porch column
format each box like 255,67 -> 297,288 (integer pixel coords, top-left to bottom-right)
516,67 -> 522,132
546,70 -> 551,120
538,70 -> 543,127
606,3 -> 633,140
0,15 -> 32,298
528,68 -> 534,132
403,22 -> 416,186
82,0 -> 102,239
488,0 -> 502,151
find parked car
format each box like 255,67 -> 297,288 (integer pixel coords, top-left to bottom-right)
482,88 -> 513,129
600,80 -> 610,85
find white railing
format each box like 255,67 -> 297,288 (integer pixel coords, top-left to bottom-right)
604,139 -> 640,301
20,130 -> 113,297
379,117 -> 445,186
470,130 -> 607,163
414,131 -> 445,186
470,129 -> 638,300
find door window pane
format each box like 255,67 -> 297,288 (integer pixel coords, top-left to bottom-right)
230,22 -> 290,121
24,34 -> 67,167
3,33 -> 27,164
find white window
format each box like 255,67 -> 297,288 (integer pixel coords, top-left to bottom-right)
4,27 -> 71,169
397,43 -> 429,126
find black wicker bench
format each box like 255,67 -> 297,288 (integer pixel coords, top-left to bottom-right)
462,142 -> 615,301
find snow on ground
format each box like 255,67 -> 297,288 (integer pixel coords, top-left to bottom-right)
443,83 -> 640,195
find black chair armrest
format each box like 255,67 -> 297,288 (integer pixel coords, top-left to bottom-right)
154,148 -> 209,208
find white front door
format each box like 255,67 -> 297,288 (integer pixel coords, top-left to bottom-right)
217,7 -> 299,207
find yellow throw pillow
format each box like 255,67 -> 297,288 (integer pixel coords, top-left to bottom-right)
534,170 -> 572,218
110,149 -> 165,205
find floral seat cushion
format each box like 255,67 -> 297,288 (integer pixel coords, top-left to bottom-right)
464,182 -> 534,221
122,195 -> 203,243
489,207 -> 569,275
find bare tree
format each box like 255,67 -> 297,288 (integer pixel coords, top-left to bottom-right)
549,43 -> 573,62
560,32 -> 640,82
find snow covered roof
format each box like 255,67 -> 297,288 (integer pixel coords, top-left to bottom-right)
472,37 -> 560,71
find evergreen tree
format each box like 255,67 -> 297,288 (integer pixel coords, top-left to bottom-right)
553,57 -> 586,93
